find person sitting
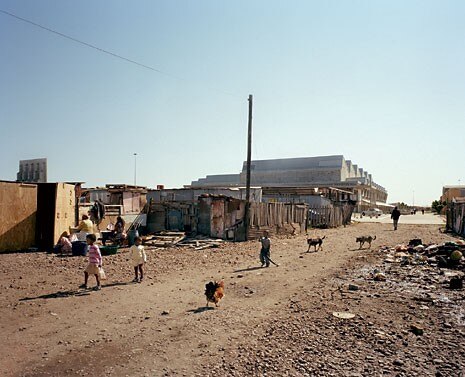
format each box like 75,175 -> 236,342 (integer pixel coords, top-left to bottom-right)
54,231 -> 73,254
77,215 -> 94,233
111,216 -> 127,245
71,215 -> 95,241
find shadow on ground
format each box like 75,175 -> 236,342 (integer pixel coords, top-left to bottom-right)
19,281 -> 134,301
233,266 -> 264,273
187,307 -> 216,314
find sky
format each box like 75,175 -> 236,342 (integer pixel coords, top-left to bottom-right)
1,0 -> 464,206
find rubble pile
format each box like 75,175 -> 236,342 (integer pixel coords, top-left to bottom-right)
143,231 -> 225,250
142,231 -> 187,247
176,235 -> 225,250
378,238 -> 465,289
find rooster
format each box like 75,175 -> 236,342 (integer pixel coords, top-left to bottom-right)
205,281 -> 225,307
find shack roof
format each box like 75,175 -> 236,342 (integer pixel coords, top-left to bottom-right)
105,184 -> 147,193
198,194 -> 243,201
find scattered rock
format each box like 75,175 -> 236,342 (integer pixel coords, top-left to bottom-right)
410,324 -> 424,336
332,311 -> 355,319
374,273 -> 386,282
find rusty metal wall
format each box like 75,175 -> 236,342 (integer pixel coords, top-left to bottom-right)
197,198 -> 212,236
210,200 -> 225,238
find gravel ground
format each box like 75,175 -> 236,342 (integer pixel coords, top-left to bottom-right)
0,222 -> 463,377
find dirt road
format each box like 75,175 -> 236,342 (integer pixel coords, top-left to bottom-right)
0,222 -> 462,376
354,212 -> 445,225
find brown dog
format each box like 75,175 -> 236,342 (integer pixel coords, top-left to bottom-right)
307,236 -> 326,252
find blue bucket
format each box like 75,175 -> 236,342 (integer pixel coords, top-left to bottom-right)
72,241 -> 88,256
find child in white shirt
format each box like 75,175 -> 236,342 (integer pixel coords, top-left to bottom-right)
129,236 -> 146,283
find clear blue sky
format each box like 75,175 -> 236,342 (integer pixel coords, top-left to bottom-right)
1,1 -> 464,205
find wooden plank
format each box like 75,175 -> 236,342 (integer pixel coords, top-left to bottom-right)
54,183 -> 77,243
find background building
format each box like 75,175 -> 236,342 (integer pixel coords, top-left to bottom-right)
191,155 -> 389,212
441,185 -> 465,202
17,158 -> 47,183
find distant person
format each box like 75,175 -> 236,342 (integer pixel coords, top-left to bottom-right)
129,236 -> 147,283
259,231 -> 271,268
391,206 -> 401,231
89,200 -> 105,228
80,234 -> 102,290
422,209 -> 425,215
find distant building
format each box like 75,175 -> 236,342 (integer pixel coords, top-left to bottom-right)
441,185 -> 465,202
190,155 -> 389,211
17,158 -> 47,183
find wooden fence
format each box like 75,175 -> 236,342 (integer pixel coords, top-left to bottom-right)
446,202 -> 465,236
307,203 -> 354,229
247,202 -> 308,239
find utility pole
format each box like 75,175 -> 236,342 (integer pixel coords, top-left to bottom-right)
134,153 -> 137,186
245,94 -> 253,240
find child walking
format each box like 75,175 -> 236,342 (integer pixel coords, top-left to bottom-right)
129,236 -> 146,283
80,234 -> 102,290
259,231 -> 271,268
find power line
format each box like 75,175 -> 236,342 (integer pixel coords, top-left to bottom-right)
0,8 -> 241,98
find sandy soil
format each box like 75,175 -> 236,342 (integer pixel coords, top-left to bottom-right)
0,222 -> 463,377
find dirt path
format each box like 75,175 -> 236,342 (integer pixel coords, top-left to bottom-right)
0,223 -> 458,376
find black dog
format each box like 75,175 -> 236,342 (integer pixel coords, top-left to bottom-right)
356,235 -> 376,249
307,236 -> 326,252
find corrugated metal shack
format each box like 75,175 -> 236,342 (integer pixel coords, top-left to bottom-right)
446,198 -> 465,236
79,184 -> 148,230
198,195 -> 246,240
0,181 -> 38,252
147,201 -> 197,233
81,184 -> 147,214
146,187 -> 261,238
146,195 -> 246,240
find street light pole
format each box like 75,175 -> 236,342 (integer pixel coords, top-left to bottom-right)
134,153 -> 137,186
245,94 -> 253,241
